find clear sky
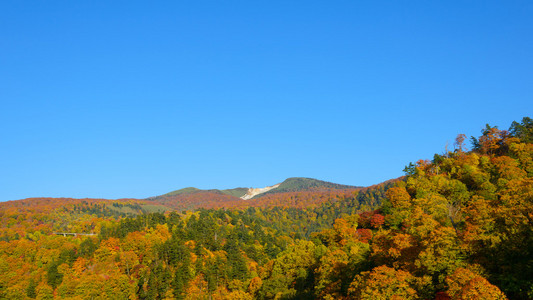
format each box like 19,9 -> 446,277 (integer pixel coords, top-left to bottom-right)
1,1 -> 532,201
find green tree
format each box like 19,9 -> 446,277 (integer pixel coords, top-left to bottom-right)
510,116 -> 533,143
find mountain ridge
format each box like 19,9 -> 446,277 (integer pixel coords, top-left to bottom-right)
153,177 -> 359,201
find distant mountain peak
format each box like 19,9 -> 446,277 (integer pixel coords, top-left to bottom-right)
161,187 -> 200,197
153,177 -> 358,202
236,177 -> 358,200
256,177 -> 356,197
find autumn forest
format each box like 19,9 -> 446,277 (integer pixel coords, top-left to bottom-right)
1,117 -> 533,300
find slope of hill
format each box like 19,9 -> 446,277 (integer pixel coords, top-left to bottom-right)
161,187 -> 249,198
161,187 -> 201,197
254,177 -> 358,198
220,187 -> 249,198
146,190 -> 240,211
146,177 -> 361,209
241,183 -> 281,200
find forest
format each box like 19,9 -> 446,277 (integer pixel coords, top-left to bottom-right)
0,117 -> 532,299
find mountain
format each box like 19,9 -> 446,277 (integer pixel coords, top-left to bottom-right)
158,177 -> 357,199
160,187 -> 249,198
161,187 -> 201,197
145,177 -> 360,210
241,183 -> 281,200
220,188 -> 249,198
255,177 -> 358,197
0,177 -> 364,214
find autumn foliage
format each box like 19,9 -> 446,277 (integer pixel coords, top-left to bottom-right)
1,117 -> 532,299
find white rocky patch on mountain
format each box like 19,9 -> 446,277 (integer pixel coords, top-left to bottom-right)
240,183 -> 281,200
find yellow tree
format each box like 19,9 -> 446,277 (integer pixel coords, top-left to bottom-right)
348,265 -> 419,300
445,268 -> 507,300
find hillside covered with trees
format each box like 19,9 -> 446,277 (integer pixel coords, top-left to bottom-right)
0,117 -> 532,299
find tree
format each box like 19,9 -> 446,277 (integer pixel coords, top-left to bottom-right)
26,278 -> 37,298
445,268 -> 507,300
260,240 -> 317,299
47,260 -> 63,289
172,251 -> 192,300
455,134 -> 467,152
510,117 -> 533,143
348,265 -> 419,300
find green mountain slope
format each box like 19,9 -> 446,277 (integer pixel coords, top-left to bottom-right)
151,177 -> 359,204
254,177 -> 358,198
220,188 -> 248,198
159,187 -> 248,199
162,187 -> 201,197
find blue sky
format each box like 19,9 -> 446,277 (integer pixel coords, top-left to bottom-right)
1,1 -> 532,201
